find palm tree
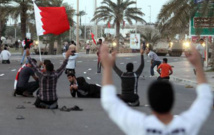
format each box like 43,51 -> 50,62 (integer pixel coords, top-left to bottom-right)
157,0 -> 214,68
76,10 -> 87,26
91,0 -> 145,50
0,0 -> 13,39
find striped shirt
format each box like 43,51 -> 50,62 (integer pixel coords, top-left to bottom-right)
27,56 -> 68,101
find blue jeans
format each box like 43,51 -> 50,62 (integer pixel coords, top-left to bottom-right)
151,61 -> 161,76
20,50 -> 28,64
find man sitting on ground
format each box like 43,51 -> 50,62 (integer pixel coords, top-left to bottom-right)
27,49 -> 72,109
113,45 -> 144,106
67,74 -> 101,98
14,59 -> 39,97
157,58 -> 173,81
0,47 -> 11,64
100,44 -> 213,135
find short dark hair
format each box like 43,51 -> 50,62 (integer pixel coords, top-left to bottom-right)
4,47 -> 7,50
163,58 -> 168,63
67,73 -> 75,77
148,81 -> 174,114
126,63 -> 134,72
99,39 -> 102,42
43,59 -> 51,66
31,58 -> 37,64
46,63 -> 54,72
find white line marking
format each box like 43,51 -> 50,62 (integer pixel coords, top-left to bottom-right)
0,74 -> 5,76
87,77 -> 91,80
77,61 -> 82,63
88,68 -> 92,71
11,69 -> 16,72
96,84 -> 101,87
120,63 -> 124,65
83,72 -> 87,74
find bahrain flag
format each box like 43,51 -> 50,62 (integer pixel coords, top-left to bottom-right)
33,2 -> 70,36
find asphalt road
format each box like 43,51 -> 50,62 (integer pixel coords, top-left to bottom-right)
0,54 -> 213,135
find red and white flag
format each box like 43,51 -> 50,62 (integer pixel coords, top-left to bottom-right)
33,2 -> 70,36
91,32 -> 97,45
108,22 -> 111,28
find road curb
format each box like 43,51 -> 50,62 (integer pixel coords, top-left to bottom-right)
154,71 -> 214,90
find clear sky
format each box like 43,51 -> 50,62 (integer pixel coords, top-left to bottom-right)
63,0 -> 169,24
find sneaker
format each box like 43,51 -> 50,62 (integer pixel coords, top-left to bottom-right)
149,75 -> 155,78
127,100 -> 140,107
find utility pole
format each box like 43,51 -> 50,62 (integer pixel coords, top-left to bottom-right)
148,5 -> 151,24
76,0 -> 80,51
94,0 -> 97,40
135,0 -> 137,34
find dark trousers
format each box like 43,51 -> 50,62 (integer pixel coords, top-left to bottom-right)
16,81 -> 39,95
86,49 -> 90,54
2,60 -> 10,64
157,76 -> 170,81
151,61 -> 161,76
97,61 -> 101,73
34,98 -> 58,109
65,69 -> 75,75
118,94 -> 139,103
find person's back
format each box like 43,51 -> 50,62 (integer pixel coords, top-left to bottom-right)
1,48 -> 11,60
17,67 -> 34,88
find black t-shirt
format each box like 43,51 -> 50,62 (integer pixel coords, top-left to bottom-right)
17,67 -> 34,87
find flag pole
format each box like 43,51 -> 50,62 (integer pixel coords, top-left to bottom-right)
38,36 -> 42,61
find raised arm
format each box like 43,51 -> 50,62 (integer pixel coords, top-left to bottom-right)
113,59 -> 123,77
135,48 -> 145,76
181,46 -> 213,130
26,50 -> 43,77
100,44 -> 146,135
56,49 -> 71,77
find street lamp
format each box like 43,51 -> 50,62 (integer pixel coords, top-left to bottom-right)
148,5 -> 151,24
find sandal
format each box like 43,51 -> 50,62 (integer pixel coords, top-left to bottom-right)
60,106 -> 70,112
16,115 -> 25,120
69,105 -> 83,111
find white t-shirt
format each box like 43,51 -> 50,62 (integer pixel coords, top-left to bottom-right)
63,53 -> 78,69
101,84 -> 213,135
196,44 -> 205,58
148,51 -> 161,61
0,50 -> 11,60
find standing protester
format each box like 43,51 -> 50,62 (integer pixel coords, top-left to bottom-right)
97,39 -> 102,73
146,46 -> 161,77
194,39 -> 205,75
63,45 -> 78,75
15,40 -> 19,50
113,46 -> 144,106
20,38 -> 33,65
86,43 -> 90,54
27,49 -> 72,109
0,47 -> 11,64
100,44 -> 213,135
157,58 -> 173,81
14,59 -> 39,97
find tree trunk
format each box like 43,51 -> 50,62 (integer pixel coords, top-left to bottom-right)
57,36 -> 62,54
116,21 -> 120,51
20,3 -> 27,40
48,35 -> 55,55
80,16 -> 82,26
